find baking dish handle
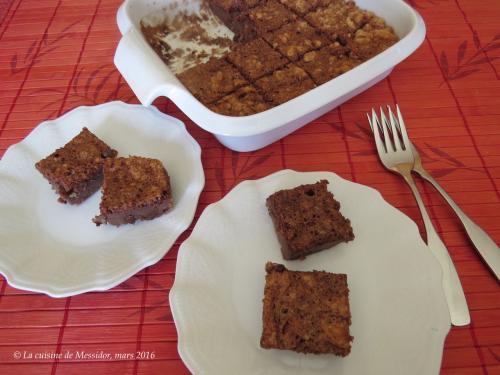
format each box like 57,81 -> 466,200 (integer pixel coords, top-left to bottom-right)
114,29 -> 176,106
116,3 -> 131,35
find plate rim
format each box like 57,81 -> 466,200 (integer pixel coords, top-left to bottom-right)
0,101 -> 205,297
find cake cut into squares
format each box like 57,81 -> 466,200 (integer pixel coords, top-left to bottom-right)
35,127 -> 117,204
248,0 -> 297,34
209,85 -> 271,116
298,42 -> 360,85
177,57 -> 248,104
226,38 -> 288,81
93,156 -> 173,226
263,20 -> 329,62
254,64 -> 316,106
266,180 -> 354,260
261,262 -> 353,356
305,1 -> 371,43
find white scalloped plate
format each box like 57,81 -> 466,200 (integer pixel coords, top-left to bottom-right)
170,170 -> 450,375
0,101 -> 204,297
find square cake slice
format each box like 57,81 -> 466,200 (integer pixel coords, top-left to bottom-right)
254,64 -> 315,106
93,156 -> 173,226
208,85 -> 270,116
305,1 -> 371,43
346,17 -> 399,60
263,20 -> 329,62
266,180 -> 354,260
226,38 -> 287,81
35,127 -> 117,204
177,57 -> 248,104
298,42 -> 360,85
248,0 -> 297,34
261,262 -> 353,356
208,0 -> 258,42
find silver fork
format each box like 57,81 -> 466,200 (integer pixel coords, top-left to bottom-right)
410,144 -> 500,281
368,105 -> 470,326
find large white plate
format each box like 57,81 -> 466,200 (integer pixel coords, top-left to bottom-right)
170,170 -> 450,375
0,101 -> 204,297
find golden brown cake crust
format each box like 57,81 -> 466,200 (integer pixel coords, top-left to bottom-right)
298,43 -> 360,85
305,1 -> 371,42
266,180 -> 354,260
261,262 -> 353,355
248,0 -> 297,34
278,0 -> 330,16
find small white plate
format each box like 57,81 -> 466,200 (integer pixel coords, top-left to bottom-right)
0,101 -> 204,297
170,170 -> 450,375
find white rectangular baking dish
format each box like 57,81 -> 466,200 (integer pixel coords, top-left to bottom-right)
114,0 -> 425,152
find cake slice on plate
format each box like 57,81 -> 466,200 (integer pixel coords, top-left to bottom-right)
266,180 -> 354,260
93,156 -> 173,226
35,127 -> 117,204
261,262 -> 353,356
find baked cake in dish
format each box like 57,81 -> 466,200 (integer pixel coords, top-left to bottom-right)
35,127 -> 117,204
143,0 -> 399,116
261,262 -> 353,356
93,156 -> 173,226
266,180 -> 354,260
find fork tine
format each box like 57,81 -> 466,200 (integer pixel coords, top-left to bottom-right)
379,107 -> 393,152
387,106 -> 402,151
370,108 -> 387,155
367,113 -> 373,132
396,104 -> 411,149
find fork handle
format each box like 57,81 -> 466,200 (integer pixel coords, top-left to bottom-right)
398,166 -> 470,326
414,169 -> 500,281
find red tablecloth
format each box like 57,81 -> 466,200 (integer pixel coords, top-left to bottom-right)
0,0 -> 499,374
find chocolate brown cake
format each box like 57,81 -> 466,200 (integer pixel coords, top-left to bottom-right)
93,156 -> 173,226
261,262 -> 353,356
226,38 -> 287,81
208,0 -> 258,42
263,20 -> 329,62
176,57 -> 248,104
248,0 -> 297,34
208,85 -> 270,116
266,180 -> 354,260
254,63 -> 316,105
35,127 -> 117,204
298,42 -> 360,85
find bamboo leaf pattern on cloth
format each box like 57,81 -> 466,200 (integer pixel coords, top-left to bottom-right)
439,33 -> 500,82
9,20 -> 82,75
